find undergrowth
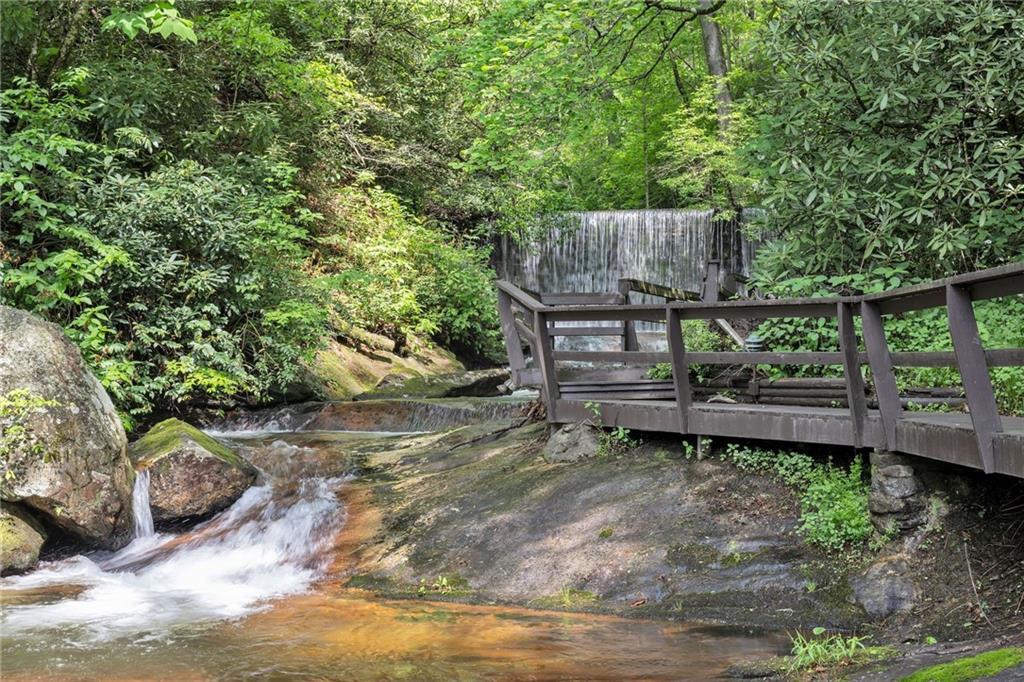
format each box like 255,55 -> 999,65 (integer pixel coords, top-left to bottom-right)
719,443 -> 873,551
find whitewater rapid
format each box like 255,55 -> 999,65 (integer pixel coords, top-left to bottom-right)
1,476 -> 347,640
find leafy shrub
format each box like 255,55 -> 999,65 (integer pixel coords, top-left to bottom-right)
313,184 -> 501,360
2,76 -> 327,420
647,320 -> 730,380
720,443 -> 872,551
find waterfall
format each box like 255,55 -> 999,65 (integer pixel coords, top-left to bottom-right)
132,469 -> 155,539
495,210 -> 757,345
495,209 -> 755,300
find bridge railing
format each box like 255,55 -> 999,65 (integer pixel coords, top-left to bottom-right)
495,262 -> 1024,472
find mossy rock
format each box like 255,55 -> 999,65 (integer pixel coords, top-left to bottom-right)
0,503 -> 47,575
899,647 -> 1024,682
130,418 -> 257,523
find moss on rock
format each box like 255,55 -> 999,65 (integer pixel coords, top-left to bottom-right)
131,418 -> 247,469
1,503 -> 47,575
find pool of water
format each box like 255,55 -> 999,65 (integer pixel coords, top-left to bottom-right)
0,429 -> 789,680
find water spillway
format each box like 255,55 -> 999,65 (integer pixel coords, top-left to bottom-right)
495,209 -> 755,298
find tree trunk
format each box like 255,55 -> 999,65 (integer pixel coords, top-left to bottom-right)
698,0 -> 731,134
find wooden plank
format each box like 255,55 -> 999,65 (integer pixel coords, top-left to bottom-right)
540,292 -> 624,305
560,390 -> 676,401
533,310 -> 560,420
552,350 -> 671,363
496,290 -> 526,378
620,278 -> 699,301
513,318 -> 536,345
667,307 -> 691,432
838,302 -> 867,448
618,279 -> 639,351
890,349 -> 1024,367
545,305 -> 668,323
549,325 -> 625,337
861,301 -> 901,450
860,261 -> 1024,313
554,399 -> 681,432
947,283 -> 1002,473
495,280 -> 546,313
685,351 -> 845,365
560,380 -> 675,392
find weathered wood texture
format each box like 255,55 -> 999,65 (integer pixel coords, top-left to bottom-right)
494,262 -> 1024,477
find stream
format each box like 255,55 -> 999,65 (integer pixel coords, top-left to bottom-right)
0,420 -> 790,680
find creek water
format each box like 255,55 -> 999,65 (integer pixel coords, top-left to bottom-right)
0,424 -> 789,680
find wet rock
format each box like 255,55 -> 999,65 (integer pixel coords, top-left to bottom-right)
542,422 -> 601,463
851,556 -> 918,618
0,503 -> 47,575
869,451 -> 927,532
356,369 -> 511,400
0,305 -> 134,549
130,419 -> 257,523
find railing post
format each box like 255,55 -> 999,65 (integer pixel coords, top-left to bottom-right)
618,279 -> 639,351
667,307 -> 691,433
861,301 -> 901,451
497,290 -> 526,383
533,309 -> 560,421
701,260 -> 721,303
946,284 -> 1002,473
838,302 -> 867,448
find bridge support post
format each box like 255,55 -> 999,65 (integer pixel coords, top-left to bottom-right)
533,310 -> 560,422
617,279 -> 639,351
946,284 -> 1002,474
861,301 -> 902,451
666,307 -> 691,433
497,290 -> 527,384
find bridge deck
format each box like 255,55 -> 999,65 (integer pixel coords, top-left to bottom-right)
495,263 -> 1024,479
555,398 -> 1024,478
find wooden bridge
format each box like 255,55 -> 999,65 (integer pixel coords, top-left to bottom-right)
495,262 -> 1024,478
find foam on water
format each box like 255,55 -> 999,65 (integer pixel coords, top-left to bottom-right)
1,477 -> 347,640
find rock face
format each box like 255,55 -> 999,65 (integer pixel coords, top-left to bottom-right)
850,556 -> 918,618
356,369 -> 512,401
0,305 -> 134,549
542,422 -> 601,463
130,419 -> 257,523
0,503 -> 47,575
869,451 -> 928,532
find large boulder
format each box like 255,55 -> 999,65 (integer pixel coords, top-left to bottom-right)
0,305 -> 134,549
0,503 -> 47,575
130,419 -> 257,523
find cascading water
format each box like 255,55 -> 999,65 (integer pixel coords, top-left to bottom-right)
495,209 -> 756,300
495,209 -> 757,350
1,472 -> 347,640
132,468 -> 155,539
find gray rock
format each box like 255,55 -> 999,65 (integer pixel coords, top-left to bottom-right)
851,556 -> 918,618
0,305 -> 134,549
869,451 -> 928,532
130,419 -> 257,523
0,503 -> 47,575
542,422 -> 602,463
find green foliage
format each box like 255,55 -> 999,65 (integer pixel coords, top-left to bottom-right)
584,401 -> 640,457
751,0 -> 1024,281
788,627 -> 870,671
721,443 -> 872,551
647,320 -> 730,381
0,390 -> 59,491
102,0 -> 196,43
1,1 -> 503,416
